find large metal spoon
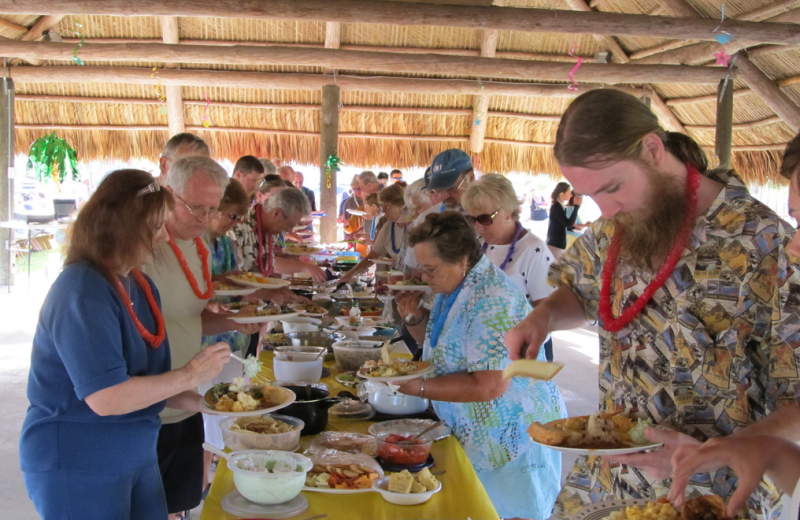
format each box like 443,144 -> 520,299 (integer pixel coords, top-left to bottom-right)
400,420 -> 445,444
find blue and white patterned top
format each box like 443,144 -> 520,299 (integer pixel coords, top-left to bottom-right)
202,234 -> 249,353
422,256 -> 567,472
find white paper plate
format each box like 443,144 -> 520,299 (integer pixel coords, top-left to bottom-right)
221,490 -> 308,519
385,284 -> 430,291
571,499 -> 653,520
228,312 -> 301,324
230,277 -> 292,289
214,287 -> 258,297
199,390 -> 296,417
357,363 -> 435,382
347,209 -> 368,216
530,439 -> 662,456
299,311 -> 328,318
372,259 -> 395,265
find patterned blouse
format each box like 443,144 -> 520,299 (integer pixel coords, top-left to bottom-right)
549,170 -> 799,520
201,234 -> 249,353
422,256 -> 567,472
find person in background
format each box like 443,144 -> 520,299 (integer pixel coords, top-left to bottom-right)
397,211 -> 566,520
342,177 -> 366,252
20,169 -> 230,520
258,158 -> 277,178
377,171 -> 389,187
157,133 -> 210,186
278,165 -> 295,184
565,192 -> 591,250
232,155 -> 266,198
462,173 -> 558,362
143,156 -> 259,520
390,169 -> 404,184
293,171 -> 317,212
545,182 -> 581,259
358,171 -> 383,247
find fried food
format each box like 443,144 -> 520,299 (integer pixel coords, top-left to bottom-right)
608,501 -> 679,520
681,495 -> 729,520
305,464 -> 380,490
607,497 -> 729,520
230,415 -> 297,434
360,359 -> 431,378
528,411 -> 649,449
204,379 -> 288,413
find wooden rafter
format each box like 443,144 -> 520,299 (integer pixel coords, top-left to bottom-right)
654,0 -> 700,18
160,16 -> 185,136
735,51 -> 800,132
561,0 -> 630,64
14,15 -> 64,66
324,22 -> 341,50
2,0 -> 800,45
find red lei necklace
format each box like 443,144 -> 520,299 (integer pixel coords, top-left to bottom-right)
255,209 -> 275,277
598,164 -> 701,333
167,234 -> 214,299
112,269 -> 166,348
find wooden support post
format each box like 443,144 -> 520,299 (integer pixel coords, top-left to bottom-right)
325,22 -> 341,49
470,94 -> 489,155
736,51 -> 800,131
0,75 -> 14,288
715,78 -> 734,170
320,85 -> 339,244
160,16 -> 185,136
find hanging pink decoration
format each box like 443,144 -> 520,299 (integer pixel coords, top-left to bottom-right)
201,92 -> 212,128
567,43 -> 582,91
714,47 -> 732,67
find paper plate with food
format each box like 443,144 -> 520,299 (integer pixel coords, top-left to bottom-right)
283,244 -> 322,256
386,279 -> 429,291
357,359 -> 434,382
290,301 -> 329,317
527,411 -> 661,456
228,305 -> 300,324
571,495 -> 727,520
213,280 -> 258,297
229,272 -> 292,289
224,300 -> 266,312
346,208 -> 369,217
303,454 -> 383,493
200,378 -> 296,417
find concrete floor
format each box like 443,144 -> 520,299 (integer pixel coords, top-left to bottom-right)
0,276 -> 600,519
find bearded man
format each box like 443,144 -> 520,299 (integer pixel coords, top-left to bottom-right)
506,89 -> 800,520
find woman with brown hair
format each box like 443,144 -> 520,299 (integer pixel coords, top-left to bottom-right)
546,181 -> 581,257
20,169 -> 231,520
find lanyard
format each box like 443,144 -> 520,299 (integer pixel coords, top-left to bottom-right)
428,280 -> 465,349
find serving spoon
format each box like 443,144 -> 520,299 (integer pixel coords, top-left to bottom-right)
400,420 -> 445,444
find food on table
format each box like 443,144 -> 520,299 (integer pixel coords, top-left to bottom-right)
284,244 -> 321,254
230,272 -> 278,284
230,415 -> 298,434
341,305 -> 382,317
311,432 -> 378,457
225,300 -> 263,311
337,373 -> 364,384
333,341 -> 384,372
396,278 -> 428,286
213,280 -> 239,290
236,304 -> 295,318
204,378 -> 288,413
607,500 -> 678,520
305,463 -> 381,490
376,433 -> 431,466
607,496 -> 727,520
527,411 -> 652,449
502,359 -> 564,381
261,333 -> 288,346
681,495 -> 729,520
294,301 -> 328,314
360,359 -> 431,378
388,468 -> 439,494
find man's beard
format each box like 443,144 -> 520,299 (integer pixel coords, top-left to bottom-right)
612,166 -> 690,272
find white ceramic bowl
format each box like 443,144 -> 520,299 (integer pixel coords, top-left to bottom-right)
220,414 -> 304,451
273,354 -> 323,383
366,384 -> 429,415
372,476 -> 442,505
281,321 -> 320,333
229,450 -> 313,504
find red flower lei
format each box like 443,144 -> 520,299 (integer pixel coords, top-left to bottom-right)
255,208 -> 275,277
598,164 -> 701,333
112,269 -> 166,348
167,234 -> 214,300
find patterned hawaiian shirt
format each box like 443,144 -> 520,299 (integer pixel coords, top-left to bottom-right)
422,256 -> 567,473
201,234 -> 249,354
231,206 -> 280,274
549,171 -> 799,520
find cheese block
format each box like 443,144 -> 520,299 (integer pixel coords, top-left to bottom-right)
388,470 -> 414,494
416,467 -> 439,491
502,359 -> 564,380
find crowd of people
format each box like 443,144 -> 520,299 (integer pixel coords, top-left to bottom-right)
18,87 -> 800,520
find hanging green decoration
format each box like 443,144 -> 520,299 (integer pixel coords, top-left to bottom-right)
26,132 -> 79,187
325,151 -> 344,189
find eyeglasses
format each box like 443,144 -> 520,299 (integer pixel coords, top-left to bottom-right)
174,193 -> 222,220
429,173 -> 470,196
419,264 -> 443,278
352,187 -> 363,192
227,213 -> 243,222
466,209 -> 500,227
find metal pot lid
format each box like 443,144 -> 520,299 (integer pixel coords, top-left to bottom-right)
329,399 -> 376,421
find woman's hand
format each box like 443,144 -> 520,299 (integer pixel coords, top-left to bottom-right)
182,342 -> 231,386
304,264 -> 328,283
396,378 -> 423,397
573,194 -> 583,205
606,428 -> 700,480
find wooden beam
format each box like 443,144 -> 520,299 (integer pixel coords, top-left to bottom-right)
5,0 -> 800,45
1,42 -> 731,85
561,0 -> 630,64
320,84 -> 338,243
629,40 -> 694,61
20,15 -> 63,42
324,22 -> 341,50
685,116 -> 783,132
0,77 -> 13,287
739,0 -> 800,21
651,92 -> 687,133
666,90 -> 752,105
160,16 -> 184,136
0,18 -> 26,34
654,0 -> 700,18
736,52 -> 800,131
715,78 -> 734,169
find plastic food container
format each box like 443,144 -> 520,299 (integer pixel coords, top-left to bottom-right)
228,450 -> 313,504
273,353 -> 324,383
332,340 -> 384,371
220,414 -> 304,451
374,432 -> 433,468
372,476 -> 442,505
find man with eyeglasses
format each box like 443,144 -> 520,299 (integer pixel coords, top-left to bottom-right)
390,169 -> 404,184
143,156 -> 261,520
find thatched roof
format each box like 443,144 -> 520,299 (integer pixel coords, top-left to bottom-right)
2,0 -> 800,184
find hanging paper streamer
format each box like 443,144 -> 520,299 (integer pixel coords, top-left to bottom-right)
473,96 -> 486,126
718,53 -> 739,105
72,21 -> 85,65
201,92 -> 212,128
326,151 -> 344,189
567,43 -> 582,91
713,3 -> 732,44
472,154 -> 482,175
151,67 -> 167,114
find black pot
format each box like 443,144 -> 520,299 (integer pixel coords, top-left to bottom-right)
279,385 -> 341,435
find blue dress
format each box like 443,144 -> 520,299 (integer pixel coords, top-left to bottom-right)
422,256 -> 567,519
20,262 -> 171,519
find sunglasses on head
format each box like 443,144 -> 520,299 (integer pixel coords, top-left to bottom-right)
466,209 -> 499,226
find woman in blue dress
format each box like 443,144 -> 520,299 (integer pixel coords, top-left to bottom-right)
20,170 -> 231,520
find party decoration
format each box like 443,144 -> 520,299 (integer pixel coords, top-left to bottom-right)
714,47 -> 731,67
26,132 -> 79,189
326,151 -> 344,189
472,153 -> 482,175
718,53 -> 739,105
202,91 -> 212,128
151,67 -> 167,114
72,21 -> 85,65
568,43 -> 582,91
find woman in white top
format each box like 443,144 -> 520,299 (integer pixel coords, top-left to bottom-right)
462,173 -> 556,361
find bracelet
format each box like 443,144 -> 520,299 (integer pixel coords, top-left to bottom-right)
419,379 -> 427,398
406,313 -> 425,326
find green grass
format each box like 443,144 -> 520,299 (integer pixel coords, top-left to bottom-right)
14,248 -> 63,277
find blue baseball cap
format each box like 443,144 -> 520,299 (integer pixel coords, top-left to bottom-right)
425,149 -> 472,191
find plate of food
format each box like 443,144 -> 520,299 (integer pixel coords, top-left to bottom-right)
386,279 -> 429,291
310,431 -> 378,457
335,372 -> 368,387
304,461 -> 383,493
290,301 -> 329,317
200,379 -> 296,417
229,273 -> 292,289
372,258 -> 395,266
571,496 -> 725,520
283,244 -> 321,255
224,300 -> 265,312
357,359 -> 434,382
213,281 -> 258,297
527,411 -> 662,455
346,209 -> 369,217
228,306 -> 301,324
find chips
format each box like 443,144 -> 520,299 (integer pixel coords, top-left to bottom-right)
305,464 -> 381,490
230,415 -> 296,434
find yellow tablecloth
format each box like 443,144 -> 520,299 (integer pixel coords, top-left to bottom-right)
200,351 -> 500,520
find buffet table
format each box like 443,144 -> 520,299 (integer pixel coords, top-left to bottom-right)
200,351 -> 500,520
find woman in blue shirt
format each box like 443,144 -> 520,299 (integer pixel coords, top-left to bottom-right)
20,169 -> 231,520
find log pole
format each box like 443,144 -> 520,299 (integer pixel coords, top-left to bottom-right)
0,76 -> 13,288
319,85 -> 339,244
715,78 -> 734,170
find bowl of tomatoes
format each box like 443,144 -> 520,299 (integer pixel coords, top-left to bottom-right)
374,432 -> 432,468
